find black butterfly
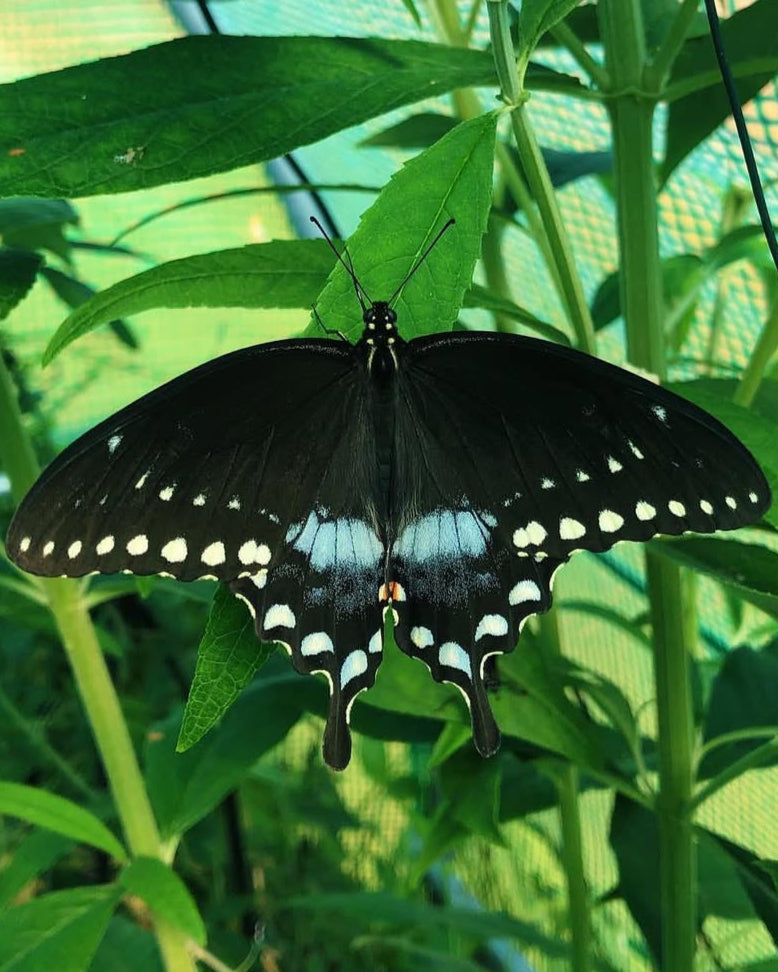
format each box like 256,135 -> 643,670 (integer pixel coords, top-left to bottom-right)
6,224 -> 770,769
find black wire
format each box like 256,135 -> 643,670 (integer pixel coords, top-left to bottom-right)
193,0 -> 340,240
703,0 -> 778,276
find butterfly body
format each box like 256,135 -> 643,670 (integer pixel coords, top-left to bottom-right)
7,304 -> 770,769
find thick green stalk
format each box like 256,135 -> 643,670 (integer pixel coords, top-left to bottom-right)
734,294 -> 778,408
598,3 -> 697,970
0,353 -> 196,972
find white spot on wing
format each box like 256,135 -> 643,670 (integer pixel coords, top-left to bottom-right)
159,485 -> 176,501
193,494 -> 206,507
749,491 -> 759,504
263,603 -> 295,630
228,495 -> 241,510
576,470 -> 590,482
368,630 -> 382,654
43,541 -> 54,557
541,478 -> 555,490
598,510 -> 624,533
135,472 -> 149,490
668,500 -> 686,517
560,517 -> 586,540
411,626 -> 434,648
301,632 -> 334,656
636,501 -> 656,521
161,537 -> 187,563
439,641 -> 472,677
700,500 -> 714,515
19,537 -> 30,552
68,540 -> 82,559
96,536 -> 115,555
509,579 -> 541,604
628,440 -> 644,459
725,496 -> 737,510
127,535 -> 149,555
340,649 -> 368,687
234,592 -> 256,619
475,614 -> 508,641
607,456 -> 623,473
238,540 -> 271,566
107,435 -> 122,454
201,541 -> 226,566
651,404 -> 668,424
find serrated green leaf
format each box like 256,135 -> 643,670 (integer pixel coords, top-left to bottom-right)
664,0 -> 778,180
0,36 -> 497,198
118,858 -> 205,945
0,885 -> 122,972
0,782 -> 127,862
313,113 -> 497,342
0,247 -> 42,320
178,585 -> 275,751
43,240 -> 336,364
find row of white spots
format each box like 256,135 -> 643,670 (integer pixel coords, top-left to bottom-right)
408,611 -> 510,678
55,532 -> 272,568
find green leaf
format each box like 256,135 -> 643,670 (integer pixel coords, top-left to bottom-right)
283,890 -> 571,958
0,830 -> 71,910
701,642 -> 778,777
360,112 -> 456,148
438,749 -> 505,845
0,248 -> 42,320
515,0 -> 586,85
41,267 -> 137,352
90,916 -> 162,972
313,113 -> 497,342
178,585 -> 275,751
463,284 -> 572,344
145,672 -> 307,837
0,781 -> 127,862
0,36 -> 496,198
0,197 -> 78,234
494,645 -> 605,770
663,0 -> 778,180
43,240 -> 336,364
710,835 -> 778,947
0,885 -> 122,972
652,537 -> 778,620
118,857 -> 205,945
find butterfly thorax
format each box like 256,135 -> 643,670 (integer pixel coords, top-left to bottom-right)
360,301 -> 402,381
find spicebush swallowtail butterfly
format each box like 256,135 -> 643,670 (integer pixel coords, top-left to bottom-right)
6,222 -> 770,769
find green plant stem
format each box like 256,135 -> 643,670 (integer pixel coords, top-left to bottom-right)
644,0 -> 701,91
538,610 -> 592,972
734,293 -> 778,408
599,3 -> 696,970
0,353 -> 196,972
550,21 -> 610,91
486,0 -> 596,353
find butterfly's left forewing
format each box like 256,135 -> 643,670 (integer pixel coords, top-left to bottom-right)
7,339 -> 386,769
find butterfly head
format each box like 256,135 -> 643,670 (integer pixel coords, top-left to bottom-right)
363,301 -> 398,346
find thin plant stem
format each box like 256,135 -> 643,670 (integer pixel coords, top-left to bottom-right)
644,0 -> 702,91
550,20 -> 610,91
734,293 -> 778,408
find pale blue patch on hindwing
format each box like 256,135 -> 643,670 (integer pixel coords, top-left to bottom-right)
395,509 -> 490,564
287,511 -> 383,571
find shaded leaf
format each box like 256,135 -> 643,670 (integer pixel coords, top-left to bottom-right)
664,0 -> 778,180
0,248 -> 41,320
0,830 -> 71,910
515,0 -> 586,85
360,112 -> 456,148
463,284 -> 572,344
118,857 -> 205,945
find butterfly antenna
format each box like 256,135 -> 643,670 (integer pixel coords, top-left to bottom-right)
388,217 -> 456,306
310,216 -> 371,310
